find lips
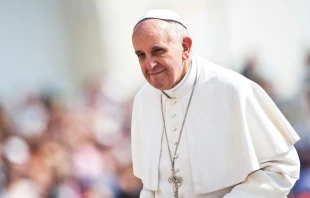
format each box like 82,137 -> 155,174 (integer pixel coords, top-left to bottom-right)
148,69 -> 165,76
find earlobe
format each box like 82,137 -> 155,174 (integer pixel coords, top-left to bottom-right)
182,51 -> 189,60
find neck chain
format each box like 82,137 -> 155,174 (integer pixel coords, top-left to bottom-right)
160,60 -> 198,198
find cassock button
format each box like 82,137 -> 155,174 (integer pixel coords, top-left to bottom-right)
172,114 -> 176,118
174,154 -> 178,159
173,128 -> 177,132
172,101 -> 177,105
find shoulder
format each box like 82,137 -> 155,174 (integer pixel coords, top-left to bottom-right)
134,83 -> 156,99
196,55 -> 255,96
133,83 -> 160,105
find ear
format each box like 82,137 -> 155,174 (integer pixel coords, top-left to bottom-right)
182,36 -> 192,60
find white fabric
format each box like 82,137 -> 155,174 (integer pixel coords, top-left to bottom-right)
138,147 -> 299,198
157,56 -> 208,198
131,55 -> 300,197
223,147 -> 300,198
135,9 -> 187,28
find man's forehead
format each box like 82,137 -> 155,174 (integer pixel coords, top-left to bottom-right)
132,19 -> 172,45
133,19 -> 166,33
132,18 -> 178,49
132,22 -> 170,51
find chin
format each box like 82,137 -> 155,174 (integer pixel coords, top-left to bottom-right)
152,84 -> 164,90
150,82 -> 167,91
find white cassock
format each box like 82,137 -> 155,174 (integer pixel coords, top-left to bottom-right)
131,55 -> 300,198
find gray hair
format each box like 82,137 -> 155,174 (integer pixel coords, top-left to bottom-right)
165,20 -> 190,43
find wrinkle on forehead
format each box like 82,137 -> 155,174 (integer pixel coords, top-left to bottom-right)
132,19 -> 174,43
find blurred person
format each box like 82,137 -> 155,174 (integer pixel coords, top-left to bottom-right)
72,138 -> 121,197
26,141 -> 57,197
241,55 -> 258,81
82,77 -> 126,147
292,154 -> 310,198
1,156 -> 40,198
0,103 -> 14,195
292,144 -> 310,198
116,164 -> 141,198
72,139 -> 104,184
290,88 -> 310,197
0,103 -> 13,141
48,176 -> 81,198
83,185 -> 115,198
241,57 -> 277,100
2,178 -> 40,198
13,92 -> 48,138
2,136 -> 30,169
131,9 -> 300,198
292,88 -> 310,150
83,76 -> 124,121
0,104 -> 11,195
252,76 -> 278,102
121,98 -> 135,137
0,144 -> 6,196
303,52 -> 310,88
42,95 -> 70,145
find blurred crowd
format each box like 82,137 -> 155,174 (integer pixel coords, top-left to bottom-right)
1,53 -> 310,198
0,78 -> 142,198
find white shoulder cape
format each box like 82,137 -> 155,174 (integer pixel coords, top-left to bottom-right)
131,55 -> 300,194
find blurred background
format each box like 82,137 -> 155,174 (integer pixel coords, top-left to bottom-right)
0,0 -> 310,197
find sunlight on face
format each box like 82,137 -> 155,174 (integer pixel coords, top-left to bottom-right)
132,19 -> 186,90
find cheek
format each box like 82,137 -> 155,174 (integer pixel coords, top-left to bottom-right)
139,63 -> 150,80
139,62 -> 146,72
167,68 -> 177,81
165,60 -> 179,76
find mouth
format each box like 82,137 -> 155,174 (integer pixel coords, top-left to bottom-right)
148,69 -> 165,76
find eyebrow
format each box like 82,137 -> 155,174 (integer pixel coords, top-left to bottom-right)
151,46 -> 166,53
152,46 -> 162,50
135,46 -> 165,55
135,50 -> 144,55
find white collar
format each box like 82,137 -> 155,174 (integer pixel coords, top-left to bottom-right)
163,56 -> 197,99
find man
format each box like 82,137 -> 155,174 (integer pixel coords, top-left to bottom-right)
131,9 -> 300,198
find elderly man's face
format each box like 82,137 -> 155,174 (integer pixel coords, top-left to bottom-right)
132,19 -> 190,90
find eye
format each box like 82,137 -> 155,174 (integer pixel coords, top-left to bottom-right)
136,52 -> 146,60
152,47 -> 165,55
154,48 -> 162,53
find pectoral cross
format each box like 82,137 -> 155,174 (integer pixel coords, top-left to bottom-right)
168,168 -> 182,198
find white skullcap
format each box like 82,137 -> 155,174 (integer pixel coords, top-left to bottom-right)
135,9 -> 187,28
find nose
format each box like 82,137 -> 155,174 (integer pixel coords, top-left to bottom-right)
145,56 -> 157,71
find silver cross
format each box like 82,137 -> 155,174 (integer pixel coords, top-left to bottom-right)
168,168 -> 182,198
